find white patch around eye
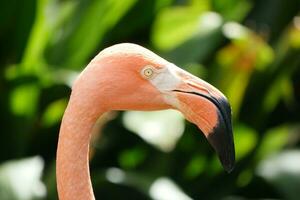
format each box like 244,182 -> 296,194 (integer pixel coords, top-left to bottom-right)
149,64 -> 181,92
149,64 -> 182,107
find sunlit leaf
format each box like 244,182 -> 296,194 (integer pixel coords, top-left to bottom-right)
236,169 -> 253,187
166,12 -> 223,65
256,150 -> 300,200
256,126 -> 289,160
222,22 -> 249,40
216,28 -> 274,117
184,155 -> 206,179
183,63 -> 208,80
289,16 -> 300,48
122,110 -> 185,152
21,0 -> 50,70
212,0 -> 252,21
225,71 -> 251,119
118,147 -> 146,169
263,76 -> 294,113
149,177 -> 192,200
41,98 -> 68,127
152,2 -> 210,51
21,0 -> 77,71
234,124 -> 257,161
63,0 -> 137,67
0,156 -> 46,200
10,84 -> 39,117
207,156 -> 223,175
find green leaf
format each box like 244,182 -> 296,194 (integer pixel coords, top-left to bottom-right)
21,0 -> 50,70
152,5 -> 209,51
256,126 -> 290,160
118,147 -> 146,169
41,98 -> 68,127
63,0 -> 137,68
21,0 -> 78,73
10,84 -> 39,117
165,12 -> 224,66
234,124 -> 258,161
212,0 -> 252,21
184,155 -> 206,179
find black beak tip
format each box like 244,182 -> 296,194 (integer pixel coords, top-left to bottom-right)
210,134 -> 235,173
207,96 -> 235,173
174,89 -> 236,173
207,125 -> 235,173
221,156 -> 235,173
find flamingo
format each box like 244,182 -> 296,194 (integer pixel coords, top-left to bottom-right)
56,43 -> 235,200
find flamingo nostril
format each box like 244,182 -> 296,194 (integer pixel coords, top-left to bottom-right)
186,81 -> 210,94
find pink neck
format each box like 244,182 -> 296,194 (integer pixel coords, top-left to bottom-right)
56,92 -> 104,200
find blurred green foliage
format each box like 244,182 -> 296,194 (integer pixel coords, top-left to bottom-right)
1,0 -> 300,199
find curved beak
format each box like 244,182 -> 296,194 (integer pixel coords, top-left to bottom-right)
172,68 -> 235,172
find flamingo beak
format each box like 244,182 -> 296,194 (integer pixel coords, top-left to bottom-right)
172,72 -> 235,172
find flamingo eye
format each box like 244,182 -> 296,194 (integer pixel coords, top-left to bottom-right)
142,66 -> 155,78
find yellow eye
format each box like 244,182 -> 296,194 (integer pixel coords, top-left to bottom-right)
142,66 -> 154,78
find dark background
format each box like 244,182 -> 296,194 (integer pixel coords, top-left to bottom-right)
1,0 -> 300,199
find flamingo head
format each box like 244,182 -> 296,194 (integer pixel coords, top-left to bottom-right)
75,43 -> 235,172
